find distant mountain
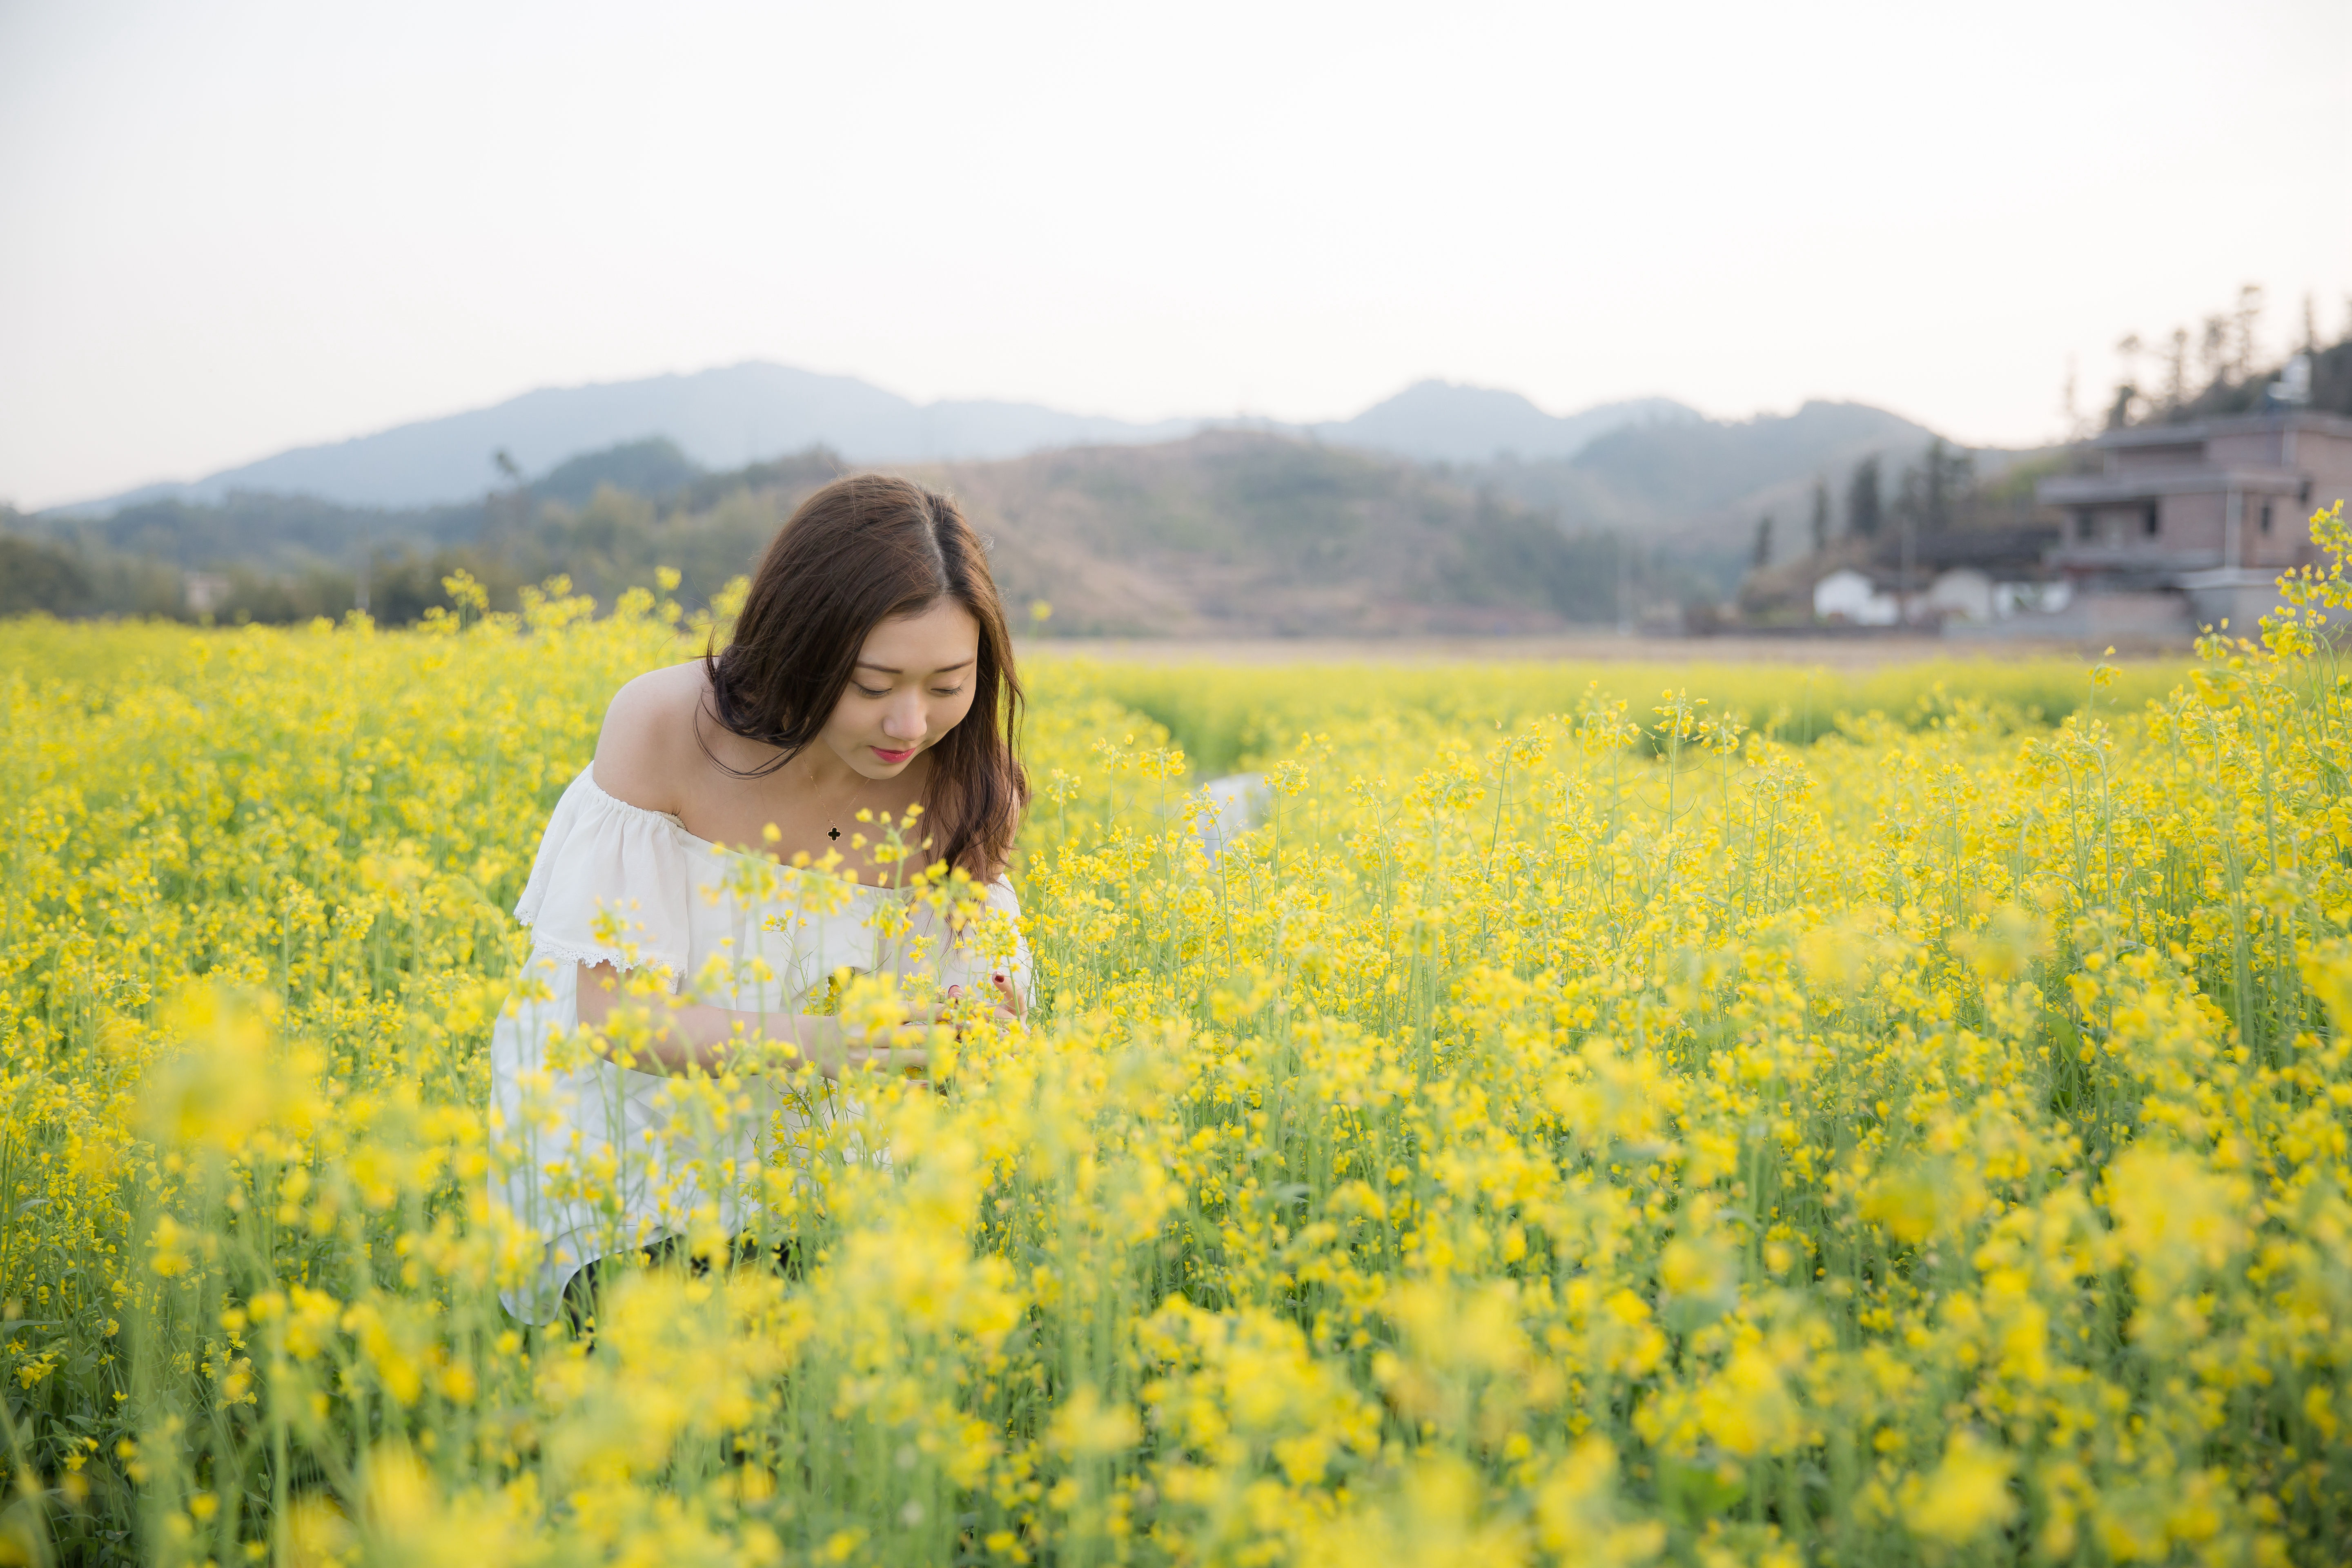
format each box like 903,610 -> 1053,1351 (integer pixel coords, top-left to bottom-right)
1465,400 -> 1942,553
920,432 -> 1643,636
58,365 -> 1698,515
1312,381 -> 1696,464
27,353 -> 1976,631
13,405 -> 1985,631
69,363 -> 1203,512
1574,399 -> 1932,513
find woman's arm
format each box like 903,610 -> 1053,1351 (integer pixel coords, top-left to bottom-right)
574,961 -> 925,1078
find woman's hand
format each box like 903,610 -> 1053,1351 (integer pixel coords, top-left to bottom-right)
936,973 -> 1022,1037
992,970 -> 1027,1019
577,959 -> 931,1080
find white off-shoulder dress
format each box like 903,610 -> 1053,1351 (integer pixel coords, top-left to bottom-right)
489,763 -> 1029,1323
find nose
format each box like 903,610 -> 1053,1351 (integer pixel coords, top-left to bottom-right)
880,693 -> 924,742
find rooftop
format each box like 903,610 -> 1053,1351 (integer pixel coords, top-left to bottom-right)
2040,467 -> 2306,504
2088,409 -> 2352,451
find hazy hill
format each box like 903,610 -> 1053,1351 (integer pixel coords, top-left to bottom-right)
1308,381 -> 1695,463
1463,399 -> 1940,553
75,363 -> 1203,512
15,432 -> 1689,632
908,431 -> 1637,636
14,398 -> 1976,633
59,364 -> 1708,515
534,438 -> 704,507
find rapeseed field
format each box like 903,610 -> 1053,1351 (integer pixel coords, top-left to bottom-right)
4,513 -> 2350,1566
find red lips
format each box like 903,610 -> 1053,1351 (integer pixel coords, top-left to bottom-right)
872,744 -> 917,765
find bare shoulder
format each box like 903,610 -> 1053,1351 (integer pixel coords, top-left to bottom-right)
590,662 -> 714,814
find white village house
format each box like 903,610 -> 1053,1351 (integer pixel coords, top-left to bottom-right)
1812,565 -> 2071,628
1811,568 -> 1898,626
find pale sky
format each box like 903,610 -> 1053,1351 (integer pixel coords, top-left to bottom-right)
2,0 -> 2346,509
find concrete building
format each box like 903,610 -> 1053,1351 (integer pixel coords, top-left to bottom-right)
2036,412 -> 2352,631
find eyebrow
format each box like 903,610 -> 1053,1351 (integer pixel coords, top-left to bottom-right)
855,657 -> 974,675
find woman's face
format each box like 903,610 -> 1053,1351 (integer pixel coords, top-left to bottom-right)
820,598 -> 982,779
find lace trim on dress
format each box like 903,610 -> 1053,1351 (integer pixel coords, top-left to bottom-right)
526,936 -> 681,991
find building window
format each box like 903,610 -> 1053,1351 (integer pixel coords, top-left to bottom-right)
2076,510 -> 2094,541
2261,501 -> 2274,535
2143,502 -> 2159,538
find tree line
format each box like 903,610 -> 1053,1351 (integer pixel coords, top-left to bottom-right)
1749,436 -> 2005,571
0,443 -> 837,624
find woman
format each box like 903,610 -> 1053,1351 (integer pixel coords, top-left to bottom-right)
489,474 -> 1030,1325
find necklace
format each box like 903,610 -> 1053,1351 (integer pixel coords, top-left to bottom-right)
806,759 -> 871,845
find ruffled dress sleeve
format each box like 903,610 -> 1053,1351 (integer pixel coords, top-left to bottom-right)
511,765 -> 695,989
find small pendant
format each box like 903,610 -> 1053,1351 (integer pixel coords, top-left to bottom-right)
828,826 -> 841,842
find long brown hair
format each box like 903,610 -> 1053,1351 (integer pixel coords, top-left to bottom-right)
702,474 -> 1027,877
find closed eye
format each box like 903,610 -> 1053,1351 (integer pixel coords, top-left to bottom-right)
854,683 -> 889,698
932,685 -> 965,697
